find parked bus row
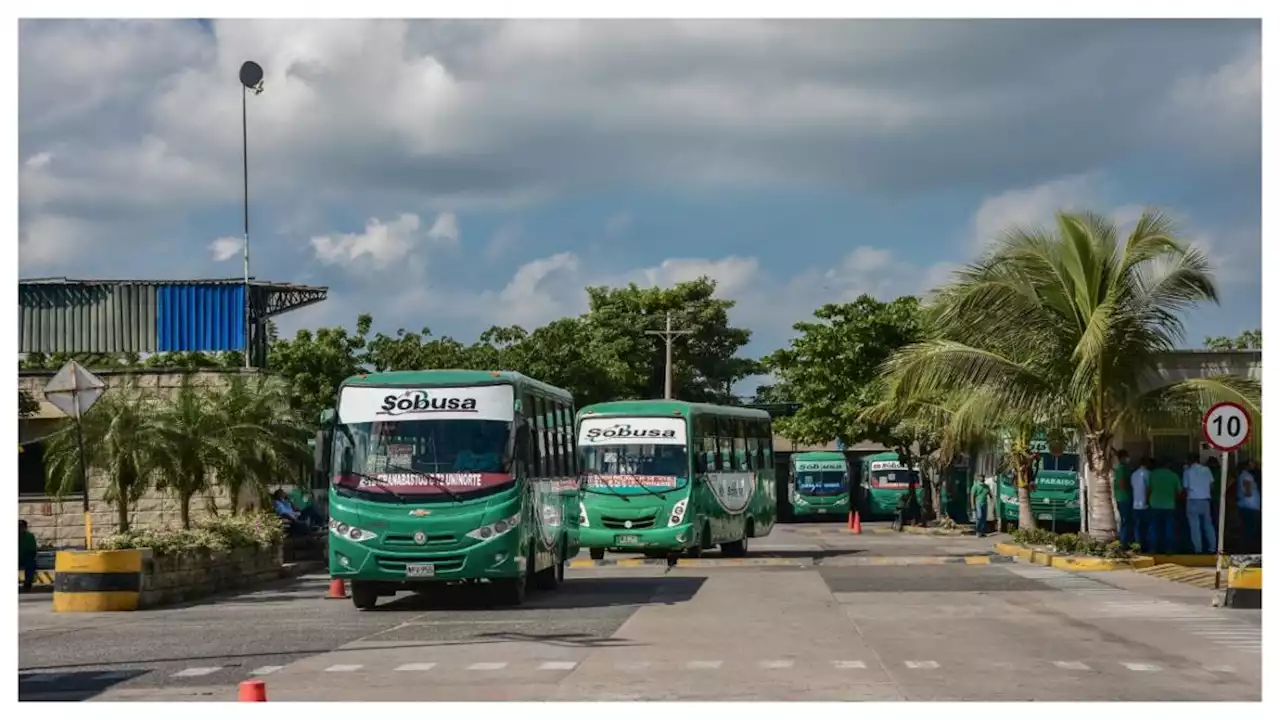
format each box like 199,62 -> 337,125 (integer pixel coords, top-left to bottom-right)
312,370 -> 778,610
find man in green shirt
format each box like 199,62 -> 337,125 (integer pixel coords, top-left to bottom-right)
19,520 -> 39,592
1113,450 -> 1133,546
970,478 -> 992,537
1146,461 -> 1182,554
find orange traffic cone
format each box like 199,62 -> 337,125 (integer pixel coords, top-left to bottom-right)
326,577 -> 348,599
849,510 -> 862,535
238,680 -> 268,702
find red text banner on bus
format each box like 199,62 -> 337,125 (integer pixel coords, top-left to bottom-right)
334,472 -> 514,495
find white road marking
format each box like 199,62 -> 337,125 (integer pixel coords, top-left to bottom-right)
394,663 -> 437,672
468,662 -> 508,671
834,660 -> 867,669
324,664 -> 363,673
1053,661 -> 1091,670
249,666 -> 284,676
686,660 -> 723,669
172,667 -> 223,678
615,661 -> 652,671
1122,663 -> 1161,672
539,661 -> 578,670
1204,665 -> 1236,673
759,660 -> 794,669
904,660 -> 940,669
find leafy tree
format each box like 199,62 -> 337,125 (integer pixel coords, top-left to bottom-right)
583,278 -> 758,403
766,295 -> 925,448
210,375 -> 311,513
152,376 -> 232,528
1204,329 -> 1261,350
267,314 -> 372,426
43,391 -> 168,533
508,318 -> 620,406
19,390 -> 39,417
880,210 -> 1260,542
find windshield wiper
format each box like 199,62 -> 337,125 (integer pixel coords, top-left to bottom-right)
381,462 -> 463,504
342,471 -> 409,504
581,471 -> 631,502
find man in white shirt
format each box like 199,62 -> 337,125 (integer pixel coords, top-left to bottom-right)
1237,459 -> 1261,552
1182,454 -> 1216,554
1129,458 -> 1151,551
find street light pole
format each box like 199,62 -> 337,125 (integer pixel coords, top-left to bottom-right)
238,61 -> 264,369
645,311 -> 693,399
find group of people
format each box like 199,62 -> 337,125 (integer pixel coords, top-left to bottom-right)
271,488 -> 326,537
1113,450 -> 1262,555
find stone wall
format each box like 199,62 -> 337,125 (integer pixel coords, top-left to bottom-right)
18,368 -> 280,548
138,544 -> 284,608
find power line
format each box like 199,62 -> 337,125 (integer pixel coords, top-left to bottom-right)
645,311 -> 694,399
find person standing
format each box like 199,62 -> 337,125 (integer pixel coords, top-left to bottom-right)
1113,450 -> 1133,546
1129,457 -> 1151,552
971,476 -> 992,538
1237,459 -> 1262,553
1183,454 -> 1216,554
1146,461 -> 1181,554
19,520 -> 38,593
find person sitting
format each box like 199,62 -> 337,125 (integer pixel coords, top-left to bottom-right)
455,432 -> 500,473
272,489 -> 311,537
287,487 -> 326,528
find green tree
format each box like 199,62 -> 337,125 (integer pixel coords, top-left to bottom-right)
153,376 -> 231,528
505,318 -> 620,405
43,391 -> 168,533
210,375 -> 311,513
267,314 -> 372,426
19,390 -> 39,417
583,278 -> 758,403
881,210 -> 1260,542
766,295 -> 926,449
1204,329 -> 1261,350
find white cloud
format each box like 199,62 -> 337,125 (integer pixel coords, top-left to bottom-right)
209,236 -> 243,262
426,211 -> 460,245
971,173 -> 1100,251
19,214 -> 92,268
310,213 -> 424,267
24,152 -> 52,169
1166,42 -> 1261,158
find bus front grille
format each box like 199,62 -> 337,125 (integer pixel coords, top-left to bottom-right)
375,554 -> 467,574
601,515 -> 657,530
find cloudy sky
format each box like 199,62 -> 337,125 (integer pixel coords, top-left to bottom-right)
18,19 -> 1262,368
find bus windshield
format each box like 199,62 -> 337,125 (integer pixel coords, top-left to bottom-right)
795,470 -> 847,495
869,468 -> 919,488
579,444 -> 689,490
332,419 -> 514,499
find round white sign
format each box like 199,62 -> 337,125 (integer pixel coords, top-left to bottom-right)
1202,402 -> 1251,452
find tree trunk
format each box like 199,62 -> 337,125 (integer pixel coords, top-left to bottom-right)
1085,436 -> 1116,542
116,491 -> 130,534
1015,462 -> 1035,528
180,492 -> 193,529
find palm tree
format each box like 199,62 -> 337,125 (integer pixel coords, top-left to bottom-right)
153,375 -> 232,528
211,375 -> 311,512
879,210 -> 1259,542
44,391 -> 167,533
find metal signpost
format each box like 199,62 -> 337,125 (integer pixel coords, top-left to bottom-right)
42,361 -> 108,550
1201,401 -> 1251,592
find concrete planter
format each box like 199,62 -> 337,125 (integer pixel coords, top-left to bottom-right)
993,542 -> 1155,571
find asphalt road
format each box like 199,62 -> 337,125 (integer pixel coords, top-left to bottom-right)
18,522 -> 1262,701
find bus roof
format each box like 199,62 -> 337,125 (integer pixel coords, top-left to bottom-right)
577,399 -> 771,422
863,451 -> 901,463
340,369 -> 573,402
793,451 -> 847,462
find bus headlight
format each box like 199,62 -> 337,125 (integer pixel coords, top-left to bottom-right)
668,498 -> 688,527
465,512 -> 521,541
793,495 -> 808,505
329,518 -> 378,543
1065,499 -> 1079,508
579,502 -> 589,527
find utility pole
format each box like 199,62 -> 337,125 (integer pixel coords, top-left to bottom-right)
645,311 -> 693,399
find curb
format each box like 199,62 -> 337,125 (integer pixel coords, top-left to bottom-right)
568,554 -> 1010,569
1148,554 -> 1218,568
280,560 -> 326,579
993,542 -> 1155,571
1216,567 -> 1262,609
17,570 -> 56,587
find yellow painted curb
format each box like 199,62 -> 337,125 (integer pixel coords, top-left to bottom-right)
1149,554 -> 1217,568
1228,567 -> 1262,591
993,542 -> 1153,571
17,570 -> 55,585
964,556 -> 991,565
52,550 -> 143,613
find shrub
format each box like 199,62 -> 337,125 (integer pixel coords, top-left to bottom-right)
1052,533 -> 1080,554
100,511 -> 285,557
1009,527 -> 1138,559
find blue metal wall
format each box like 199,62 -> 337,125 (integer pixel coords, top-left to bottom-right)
156,284 -> 246,352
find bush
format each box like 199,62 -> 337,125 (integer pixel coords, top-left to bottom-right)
101,511 -> 285,557
1009,527 -> 1138,559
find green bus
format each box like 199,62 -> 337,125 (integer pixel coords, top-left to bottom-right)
314,370 -> 581,609
860,451 -> 924,519
993,434 -> 1081,529
789,452 -> 851,519
576,400 -> 776,560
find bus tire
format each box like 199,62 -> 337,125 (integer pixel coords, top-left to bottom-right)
350,581 -> 378,611
534,549 -> 560,591
721,528 -> 750,558
589,547 -> 606,561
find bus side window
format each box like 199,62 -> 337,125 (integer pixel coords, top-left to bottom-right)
697,415 -> 715,474
761,421 -> 773,470
729,420 -> 745,471
745,432 -> 758,471
523,392 -> 541,476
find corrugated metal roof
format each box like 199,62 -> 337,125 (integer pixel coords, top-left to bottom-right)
156,284 -> 245,352
19,283 -> 158,353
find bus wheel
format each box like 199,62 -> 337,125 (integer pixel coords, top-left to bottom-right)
350,581 -> 378,610
589,547 -> 606,561
534,550 -> 560,591
721,533 -> 749,558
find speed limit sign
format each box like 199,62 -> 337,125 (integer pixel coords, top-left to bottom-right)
1202,401 -> 1251,452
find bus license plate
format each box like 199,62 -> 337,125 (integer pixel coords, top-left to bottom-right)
1037,513 -> 1053,521
405,563 -> 435,578
615,534 -> 641,545
817,508 -> 827,514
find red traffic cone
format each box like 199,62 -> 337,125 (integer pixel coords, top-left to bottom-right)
326,577 -> 348,599
850,510 -> 862,535
238,680 -> 268,702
